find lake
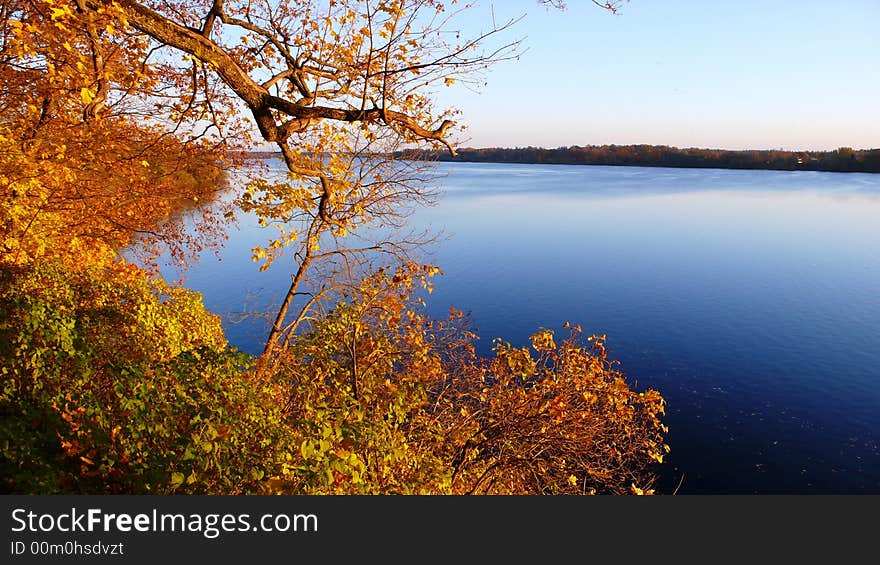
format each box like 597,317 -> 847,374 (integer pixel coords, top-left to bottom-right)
165,160 -> 880,494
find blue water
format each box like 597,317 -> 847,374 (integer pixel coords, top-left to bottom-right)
165,161 -> 880,494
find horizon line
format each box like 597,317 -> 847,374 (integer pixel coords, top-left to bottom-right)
243,144 -> 880,154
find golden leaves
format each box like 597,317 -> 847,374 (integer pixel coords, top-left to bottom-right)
79,86 -> 95,104
50,6 -> 73,21
262,257 -> 669,495
531,329 -> 557,352
630,484 -> 655,495
2,0 -> 667,497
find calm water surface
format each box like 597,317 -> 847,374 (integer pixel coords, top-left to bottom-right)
168,161 -> 880,494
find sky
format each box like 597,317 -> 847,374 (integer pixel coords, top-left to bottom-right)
433,0 -> 880,151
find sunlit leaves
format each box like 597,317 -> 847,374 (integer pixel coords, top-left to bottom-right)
263,269 -> 668,495
0,0 -> 664,497
0,259 -> 668,495
1,1 -> 235,271
80,87 -> 96,104
0,260 -> 292,493
531,329 -> 557,352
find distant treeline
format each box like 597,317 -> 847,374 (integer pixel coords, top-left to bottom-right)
395,145 -> 880,173
238,145 -> 880,173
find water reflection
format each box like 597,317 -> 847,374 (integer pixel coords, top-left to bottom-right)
433,161 -> 880,201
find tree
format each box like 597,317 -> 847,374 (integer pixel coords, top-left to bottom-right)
2,0 -> 627,356
4,0 -> 524,360
1,0 -> 234,269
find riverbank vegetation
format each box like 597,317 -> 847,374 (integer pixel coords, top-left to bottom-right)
398,145 -> 880,173
1,0 -> 665,495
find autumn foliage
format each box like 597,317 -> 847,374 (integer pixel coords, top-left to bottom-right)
0,260 -> 293,493
1,0 -> 234,269
1,0 -> 666,495
1,259 -> 666,495
269,264 -> 667,495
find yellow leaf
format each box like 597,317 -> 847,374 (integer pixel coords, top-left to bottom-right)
51,6 -> 71,20
444,77 -> 455,87
80,88 -> 95,104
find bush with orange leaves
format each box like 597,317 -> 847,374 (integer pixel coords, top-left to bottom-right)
269,263 -> 668,495
439,327 -> 668,495
0,258 -> 667,495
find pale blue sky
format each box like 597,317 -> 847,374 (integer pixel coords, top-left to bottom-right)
436,0 -> 880,150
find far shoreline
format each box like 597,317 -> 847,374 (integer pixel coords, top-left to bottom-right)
238,144 -> 880,174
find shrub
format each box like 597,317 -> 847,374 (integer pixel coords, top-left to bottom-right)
266,264 -> 668,495
0,261 -> 291,493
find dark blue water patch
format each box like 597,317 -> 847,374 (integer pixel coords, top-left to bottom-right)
162,161 -> 880,493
